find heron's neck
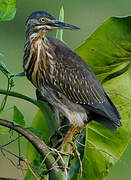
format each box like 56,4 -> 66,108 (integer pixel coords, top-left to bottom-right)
24,30 -> 51,85
27,30 -> 46,41
25,29 -> 51,54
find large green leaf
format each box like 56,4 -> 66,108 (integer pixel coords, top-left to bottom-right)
71,16 -> 131,180
76,16 -> 131,82
81,72 -> 131,180
0,0 -> 16,21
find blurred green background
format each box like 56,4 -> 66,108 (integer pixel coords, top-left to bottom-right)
0,0 -> 131,179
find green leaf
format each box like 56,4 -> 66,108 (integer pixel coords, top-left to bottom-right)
73,16 -> 131,180
13,106 -> 25,127
75,16 -> 131,82
0,0 -> 16,21
56,6 -> 64,41
81,72 -> 131,180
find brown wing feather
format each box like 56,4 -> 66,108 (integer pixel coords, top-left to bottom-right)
47,35 -> 105,105
47,36 -> 121,128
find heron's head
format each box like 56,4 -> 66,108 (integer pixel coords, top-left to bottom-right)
26,11 -> 80,35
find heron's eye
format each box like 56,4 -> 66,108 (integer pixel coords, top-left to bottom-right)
40,17 -> 46,23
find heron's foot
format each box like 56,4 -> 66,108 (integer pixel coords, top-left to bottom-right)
60,122 -> 86,152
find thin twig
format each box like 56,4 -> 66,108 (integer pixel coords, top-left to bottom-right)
39,151 -> 52,171
0,146 -> 24,161
48,147 -> 69,179
1,148 -> 21,169
25,159 -> 40,180
75,139 -> 85,147
17,134 -> 22,165
69,141 -> 83,180
0,135 -> 22,148
54,151 -> 68,179
17,134 -> 25,176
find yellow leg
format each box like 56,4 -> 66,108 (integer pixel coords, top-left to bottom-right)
60,120 -> 77,152
60,120 -> 87,152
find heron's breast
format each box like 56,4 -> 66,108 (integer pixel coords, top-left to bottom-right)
24,37 -> 55,89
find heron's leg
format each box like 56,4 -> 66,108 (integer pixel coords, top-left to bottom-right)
60,119 -> 88,152
60,122 -> 76,152
60,121 -> 80,152
55,120 -> 86,175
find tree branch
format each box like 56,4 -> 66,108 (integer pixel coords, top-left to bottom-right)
0,89 -> 39,108
0,118 -> 64,180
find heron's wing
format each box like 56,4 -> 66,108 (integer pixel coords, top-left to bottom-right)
47,36 -> 121,127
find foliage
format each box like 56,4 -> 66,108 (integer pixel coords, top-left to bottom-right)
0,61 -> 14,112
81,72 -> 131,180
74,16 -> 131,180
0,3 -> 131,180
56,6 -> 64,41
0,0 -> 16,21
13,105 -> 25,127
0,0 -> 16,112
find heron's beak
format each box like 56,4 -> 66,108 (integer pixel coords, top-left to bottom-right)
52,21 -> 80,30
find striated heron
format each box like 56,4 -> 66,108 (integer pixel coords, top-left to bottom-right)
23,11 -> 121,149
